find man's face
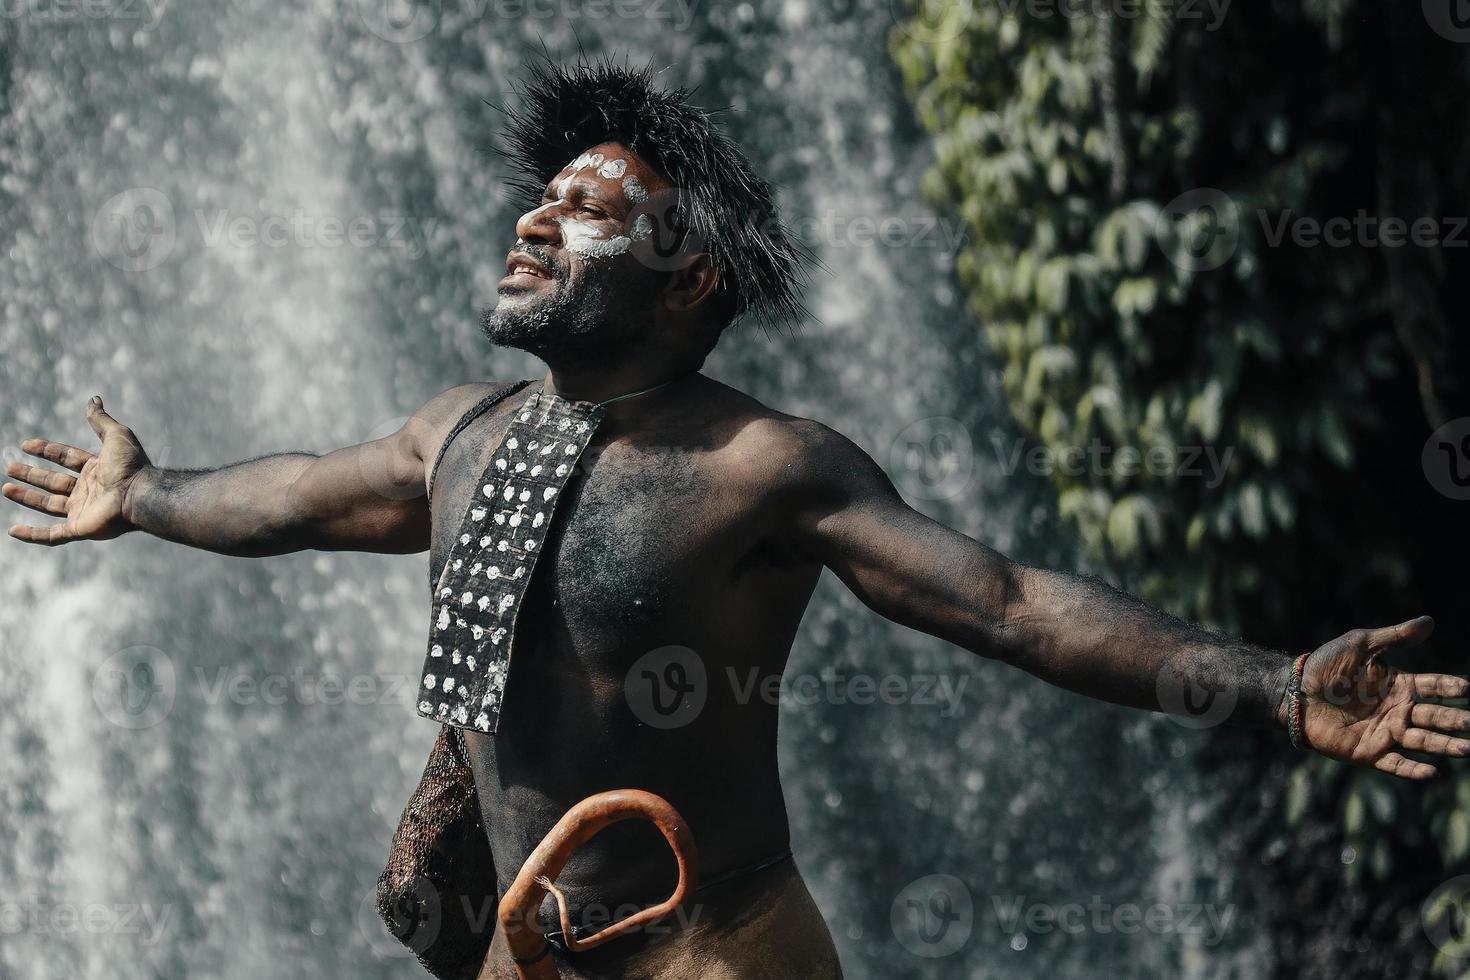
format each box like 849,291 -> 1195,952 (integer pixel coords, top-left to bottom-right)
481,142 -> 669,362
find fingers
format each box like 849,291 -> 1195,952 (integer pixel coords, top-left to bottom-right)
1411,673 -> 1470,699
86,395 -> 126,440
1411,702 -> 1470,733
1366,615 -> 1435,653
4,460 -> 77,495
20,438 -> 95,471
8,522 -> 75,547
1,481 -> 68,517
1401,728 -> 1470,757
1373,752 -> 1438,781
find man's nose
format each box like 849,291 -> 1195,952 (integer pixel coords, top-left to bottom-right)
515,200 -> 562,245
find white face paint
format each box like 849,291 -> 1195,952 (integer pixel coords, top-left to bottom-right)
555,215 -> 632,258
518,151 -> 639,260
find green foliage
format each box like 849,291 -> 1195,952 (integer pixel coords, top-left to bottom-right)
893,3 -> 1470,971
893,2 -> 1400,632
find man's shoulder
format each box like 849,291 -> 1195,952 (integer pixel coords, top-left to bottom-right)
696,381 -> 878,489
409,381 -> 530,463
419,380 -> 530,421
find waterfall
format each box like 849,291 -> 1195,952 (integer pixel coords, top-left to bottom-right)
0,1 -> 1267,976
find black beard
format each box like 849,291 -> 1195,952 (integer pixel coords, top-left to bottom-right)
480,250 -> 658,364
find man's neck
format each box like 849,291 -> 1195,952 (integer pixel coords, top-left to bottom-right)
540,360 -> 699,408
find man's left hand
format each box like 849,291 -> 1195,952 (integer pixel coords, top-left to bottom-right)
1295,616 -> 1470,780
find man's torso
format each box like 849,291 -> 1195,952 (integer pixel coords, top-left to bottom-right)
424,376 -> 825,930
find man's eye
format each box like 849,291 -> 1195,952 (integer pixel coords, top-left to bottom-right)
580,205 -> 605,218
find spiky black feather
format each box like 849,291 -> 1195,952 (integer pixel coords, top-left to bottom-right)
498,55 -> 811,333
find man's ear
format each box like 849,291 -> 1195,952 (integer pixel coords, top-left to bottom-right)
660,253 -> 721,315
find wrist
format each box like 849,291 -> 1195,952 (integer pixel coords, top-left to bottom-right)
1280,651 -> 1313,749
119,465 -> 157,530
1269,655 -> 1296,733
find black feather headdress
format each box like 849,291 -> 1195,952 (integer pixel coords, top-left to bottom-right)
499,56 -> 811,333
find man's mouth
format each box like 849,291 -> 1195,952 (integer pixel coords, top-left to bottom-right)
501,250 -> 555,289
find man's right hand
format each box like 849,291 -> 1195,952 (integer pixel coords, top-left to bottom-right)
5,396 -> 151,546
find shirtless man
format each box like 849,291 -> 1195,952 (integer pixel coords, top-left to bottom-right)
7,62 -> 1470,980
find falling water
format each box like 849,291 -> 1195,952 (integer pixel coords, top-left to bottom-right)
1,1 -> 1275,977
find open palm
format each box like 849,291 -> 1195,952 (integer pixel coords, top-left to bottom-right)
1300,617 -> 1470,780
4,396 -> 150,546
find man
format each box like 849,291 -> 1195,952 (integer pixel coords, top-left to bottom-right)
6,61 -> 1469,980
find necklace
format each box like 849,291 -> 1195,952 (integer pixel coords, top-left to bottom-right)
589,371 -> 695,408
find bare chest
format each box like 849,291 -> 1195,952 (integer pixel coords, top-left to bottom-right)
429,412 -> 747,651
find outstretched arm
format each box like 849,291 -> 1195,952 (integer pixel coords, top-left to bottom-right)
5,391 -> 471,556
790,423 -> 1470,780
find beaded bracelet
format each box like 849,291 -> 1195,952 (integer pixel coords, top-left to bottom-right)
1286,652 -> 1311,750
